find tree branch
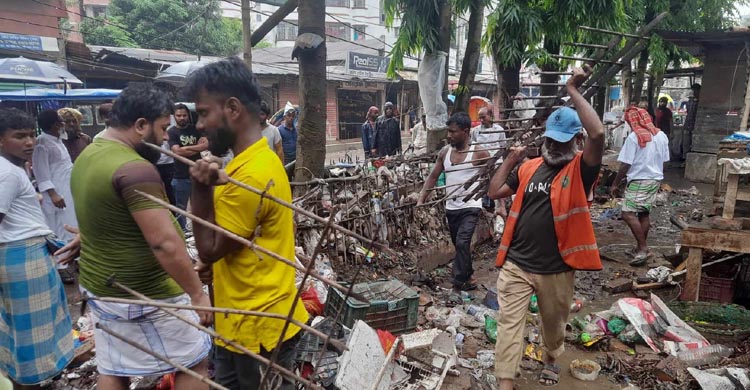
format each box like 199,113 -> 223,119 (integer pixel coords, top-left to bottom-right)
250,0 -> 299,47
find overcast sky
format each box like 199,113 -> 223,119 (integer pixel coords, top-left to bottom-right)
739,3 -> 750,16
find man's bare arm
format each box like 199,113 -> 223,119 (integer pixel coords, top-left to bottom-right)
488,147 -> 526,200
274,141 -> 284,161
567,66 -> 604,167
610,162 -> 631,195
131,208 -> 212,324
417,148 -> 447,205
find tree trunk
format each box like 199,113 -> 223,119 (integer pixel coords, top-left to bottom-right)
496,62 -> 521,113
295,0 -> 326,182
646,74 -> 655,109
241,0 -> 252,70
631,47 -> 649,103
622,63 -> 632,107
594,85 -> 606,119
437,0 -> 452,107
540,39 -> 561,98
453,0 -> 485,113
251,0 -> 299,46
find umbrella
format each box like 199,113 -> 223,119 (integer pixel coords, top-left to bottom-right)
0,88 -> 120,102
0,57 -> 82,85
155,60 -> 216,85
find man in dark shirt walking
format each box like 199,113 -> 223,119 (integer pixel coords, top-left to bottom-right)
278,109 -> 297,165
655,96 -> 672,137
362,106 -> 378,158
167,103 -> 207,231
488,67 -> 604,389
373,102 -> 401,157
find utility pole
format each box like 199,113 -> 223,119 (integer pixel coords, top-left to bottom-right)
242,0 -> 253,71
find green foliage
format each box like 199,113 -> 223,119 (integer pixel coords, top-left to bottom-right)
255,40 -> 274,49
383,0 -> 444,76
80,0 -> 241,57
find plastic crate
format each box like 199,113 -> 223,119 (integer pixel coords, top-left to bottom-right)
324,279 -> 419,334
700,267 -> 740,304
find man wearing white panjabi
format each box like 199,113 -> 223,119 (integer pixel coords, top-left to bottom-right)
33,110 -> 78,282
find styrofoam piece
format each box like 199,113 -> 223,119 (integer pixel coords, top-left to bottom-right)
400,329 -> 442,351
335,320 -> 392,390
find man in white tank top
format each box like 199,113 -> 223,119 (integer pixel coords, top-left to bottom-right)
418,112 -> 491,292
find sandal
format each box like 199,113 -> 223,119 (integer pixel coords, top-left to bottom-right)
459,281 -> 478,291
539,363 -> 560,386
629,253 -> 648,266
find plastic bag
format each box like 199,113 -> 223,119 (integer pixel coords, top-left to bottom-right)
484,314 -> 497,343
417,52 -> 448,130
607,317 -> 627,335
377,329 -> 397,354
300,286 -> 324,317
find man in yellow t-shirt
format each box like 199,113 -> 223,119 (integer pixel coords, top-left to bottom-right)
185,57 -> 308,389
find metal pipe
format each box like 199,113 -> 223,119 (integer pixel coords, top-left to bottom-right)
563,42 -> 610,50
513,95 -> 561,100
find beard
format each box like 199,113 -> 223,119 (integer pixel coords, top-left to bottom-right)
541,140 -> 576,168
207,118 -> 236,157
134,128 -> 162,164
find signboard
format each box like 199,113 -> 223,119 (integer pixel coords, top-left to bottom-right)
346,52 -> 390,79
0,33 -> 43,52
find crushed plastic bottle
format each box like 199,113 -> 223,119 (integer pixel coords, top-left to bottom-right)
676,344 -> 733,367
570,298 -> 586,313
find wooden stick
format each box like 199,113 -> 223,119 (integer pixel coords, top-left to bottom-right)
671,253 -> 745,277
109,279 -> 323,390
85,295 -> 347,352
145,142 -> 393,254
96,323 -> 230,390
133,190 -> 369,303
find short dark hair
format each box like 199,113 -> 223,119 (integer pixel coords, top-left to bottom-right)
446,112 -> 472,130
38,109 -> 61,132
182,57 -> 261,114
174,103 -> 189,114
97,103 -> 112,119
260,101 -> 271,116
691,83 -> 702,90
0,108 -> 35,135
109,85 -> 174,128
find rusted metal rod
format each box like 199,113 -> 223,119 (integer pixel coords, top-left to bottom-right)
492,117 -> 534,123
97,323 -> 230,390
145,142 -> 392,254
579,25 -> 650,40
536,71 -> 573,75
86,296 -> 347,352
457,145 -> 508,153
108,279 -> 322,390
563,42 -> 610,50
522,82 -> 596,88
551,54 -> 622,65
513,95 -> 562,100
479,126 -> 544,134
133,190 -> 368,303
503,106 -> 562,112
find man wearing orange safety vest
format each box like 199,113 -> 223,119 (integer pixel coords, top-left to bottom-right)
487,66 -> 604,388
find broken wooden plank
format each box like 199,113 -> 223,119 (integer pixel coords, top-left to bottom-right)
708,216 -> 743,231
603,278 -> 633,294
679,247 -> 703,301
723,174 -> 739,219
681,228 -> 750,253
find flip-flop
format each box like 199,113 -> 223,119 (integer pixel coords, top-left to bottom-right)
539,363 -> 560,386
630,253 -> 648,266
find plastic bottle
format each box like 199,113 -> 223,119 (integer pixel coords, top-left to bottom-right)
676,345 -> 733,367
529,295 -> 539,313
455,333 -> 465,354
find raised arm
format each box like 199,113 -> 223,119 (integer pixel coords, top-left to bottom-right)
567,66 -> 604,167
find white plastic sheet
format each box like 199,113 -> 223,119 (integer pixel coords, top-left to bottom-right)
418,52 -> 449,130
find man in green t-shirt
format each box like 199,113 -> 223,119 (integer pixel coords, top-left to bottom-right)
71,85 -> 212,390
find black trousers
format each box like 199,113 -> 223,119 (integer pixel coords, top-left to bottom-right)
156,163 -> 176,205
213,333 -> 300,390
446,207 -> 481,288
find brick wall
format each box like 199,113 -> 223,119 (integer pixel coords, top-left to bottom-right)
277,77 -> 339,141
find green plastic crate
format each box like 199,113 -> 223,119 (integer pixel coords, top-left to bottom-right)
324,279 -> 419,334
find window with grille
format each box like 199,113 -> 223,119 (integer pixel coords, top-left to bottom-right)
276,21 -> 298,41
353,25 -> 367,40
352,0 -> 366,8
326,0 -> 350,7
326,22 -> 351,41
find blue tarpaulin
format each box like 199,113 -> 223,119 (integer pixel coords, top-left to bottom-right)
0,88 -> 120,102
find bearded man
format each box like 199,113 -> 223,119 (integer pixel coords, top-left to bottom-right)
487,66 -> 604,388
71,85 -> 212,390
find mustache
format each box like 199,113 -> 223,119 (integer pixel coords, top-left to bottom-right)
541,142 -> 576,168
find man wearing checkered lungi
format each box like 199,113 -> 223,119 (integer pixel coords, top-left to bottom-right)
0,108 -> 75,388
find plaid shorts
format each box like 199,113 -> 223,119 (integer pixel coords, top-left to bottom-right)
0,237 -> 74,385
622,180 -> 661,213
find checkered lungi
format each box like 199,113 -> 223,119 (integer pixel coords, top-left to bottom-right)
0,237 -> 74,385
622,179 -> 661,213
81,288 -> 211,377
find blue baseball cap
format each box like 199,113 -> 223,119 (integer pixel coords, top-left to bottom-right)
544,107 -> 582,142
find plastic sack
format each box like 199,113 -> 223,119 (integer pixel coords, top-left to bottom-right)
607,317 -> 627,335
300,286 -> 324,317
417,52 -> 448,130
